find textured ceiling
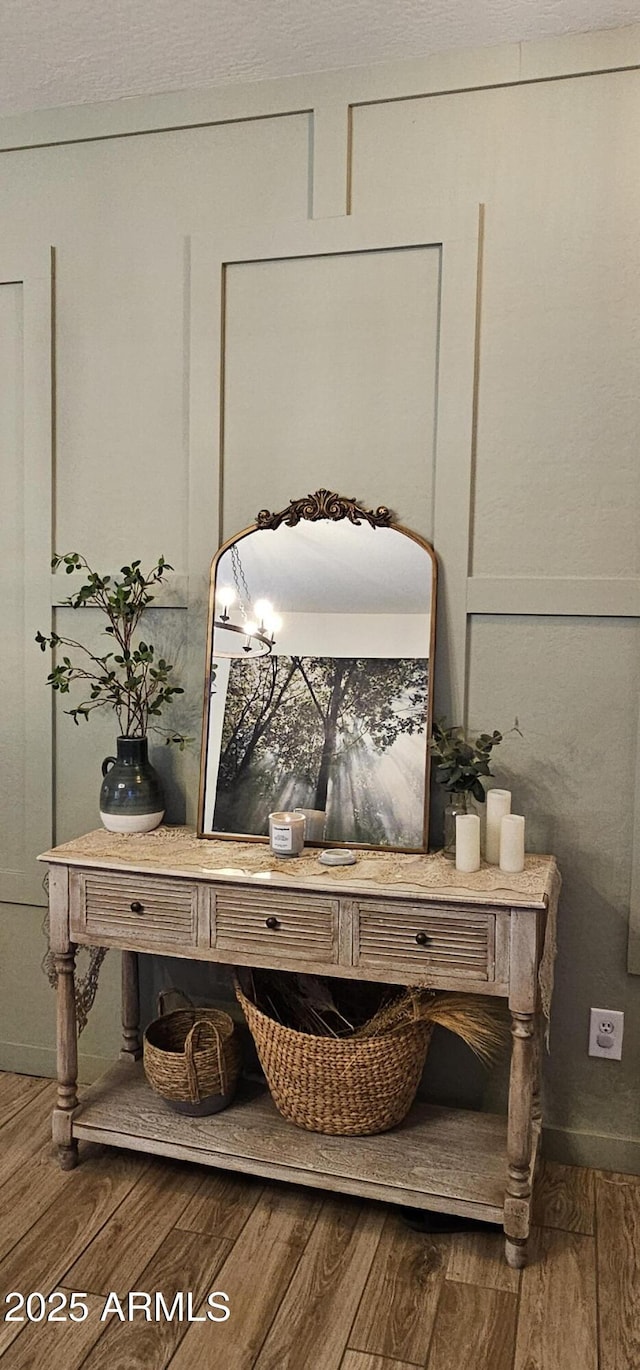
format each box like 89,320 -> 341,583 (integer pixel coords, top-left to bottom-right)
0,1 -> 638,117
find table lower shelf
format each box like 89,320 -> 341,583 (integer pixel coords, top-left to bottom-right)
72,1059 -> 508,1224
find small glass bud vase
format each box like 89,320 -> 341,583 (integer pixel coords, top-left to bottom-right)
443,793 -> 469,861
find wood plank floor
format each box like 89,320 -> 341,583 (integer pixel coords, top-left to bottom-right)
0,1072 -> 637,1369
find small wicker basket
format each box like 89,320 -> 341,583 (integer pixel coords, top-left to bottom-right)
234,972 -> 433,1136
143,994 -> 241,1117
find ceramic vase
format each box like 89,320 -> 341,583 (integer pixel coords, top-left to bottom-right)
100,736 -> 164,833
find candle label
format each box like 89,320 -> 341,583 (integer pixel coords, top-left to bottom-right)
271,825 -> 294,852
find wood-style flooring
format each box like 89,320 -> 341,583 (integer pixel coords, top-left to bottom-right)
0,1071 -> 637,1369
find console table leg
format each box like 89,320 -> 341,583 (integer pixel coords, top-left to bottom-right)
531,1012 -> 544,1191
53,947 -> 79,1170
532,1010 -> 543,1121
505,1236 -> 528,1269
504,1010 -> 535,1267
121,950 -> 142,1060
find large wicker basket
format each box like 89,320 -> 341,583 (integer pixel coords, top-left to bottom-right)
143,995 -> 241,1117
234,973 -> 433,1136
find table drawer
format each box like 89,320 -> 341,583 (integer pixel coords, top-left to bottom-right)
353,901 -> 494,981
213,887 -> 339,965
69,870 -> 198,947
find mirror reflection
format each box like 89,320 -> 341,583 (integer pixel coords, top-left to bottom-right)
199,499 -> 436,851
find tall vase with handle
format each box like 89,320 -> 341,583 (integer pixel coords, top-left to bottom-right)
100,737 -> 164,833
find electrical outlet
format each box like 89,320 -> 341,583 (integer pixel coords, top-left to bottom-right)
588,1008 -> 624,1060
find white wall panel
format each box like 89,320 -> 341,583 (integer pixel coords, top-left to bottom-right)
351,73 -> 640,580
0,113 -> 310,1071
351,69 -> 640,1007
0,255 -> 52,907
222,247 -> 440,538
191,209 -> 479,720
54,234 -> 190,567
0,116 -> 310,239
468,615 -> 640,1147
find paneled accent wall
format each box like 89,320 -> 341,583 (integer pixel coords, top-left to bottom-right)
190,209 -> 479,720
0,251 -> 53,906
1,26 -> 640,1165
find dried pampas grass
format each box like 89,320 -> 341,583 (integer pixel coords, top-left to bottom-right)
246,969 -> 506,1067
356,989 -> 507,1066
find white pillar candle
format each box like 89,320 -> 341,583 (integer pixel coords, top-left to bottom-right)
455,813 -> 480,873
499,814 -> 525,873
485,789 -> 511,864
294,808 -> 326,842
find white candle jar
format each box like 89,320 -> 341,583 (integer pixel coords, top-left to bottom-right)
268,811 -> 305,858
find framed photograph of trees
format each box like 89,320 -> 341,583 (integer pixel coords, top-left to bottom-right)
211,654 -> 429,846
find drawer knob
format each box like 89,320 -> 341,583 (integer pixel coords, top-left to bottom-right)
415,931 -> 431,946
265,916 -> 280,930
130,901 -> 144,915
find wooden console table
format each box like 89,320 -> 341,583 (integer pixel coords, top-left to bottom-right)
40,828 -> 559,1268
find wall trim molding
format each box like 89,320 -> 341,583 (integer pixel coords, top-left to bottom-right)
543,1123 -> 640,1176
467,576 -> 640,618
0,248 -> 54,907
0,24 -> 638,153
0,1040 -> 111,1086
628,694 -> 640,975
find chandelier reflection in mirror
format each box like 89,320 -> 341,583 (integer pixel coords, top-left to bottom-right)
213,542 -> 282,659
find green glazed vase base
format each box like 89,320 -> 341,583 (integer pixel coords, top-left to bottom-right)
100,810 -> 164,834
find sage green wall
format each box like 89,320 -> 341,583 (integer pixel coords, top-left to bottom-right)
1,28 -> 639,1162
0,113 -> 310,1081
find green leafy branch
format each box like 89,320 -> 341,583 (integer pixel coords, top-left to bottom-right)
36,553 -> 188,746
430,717 -> 521,804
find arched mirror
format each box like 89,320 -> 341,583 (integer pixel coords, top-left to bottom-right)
198,491 -> 437,852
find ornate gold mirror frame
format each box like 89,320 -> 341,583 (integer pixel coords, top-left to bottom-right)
197,491 -> 437,852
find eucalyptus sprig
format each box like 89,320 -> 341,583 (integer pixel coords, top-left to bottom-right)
36,552 -> 188,746
430,717 -> 521,804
